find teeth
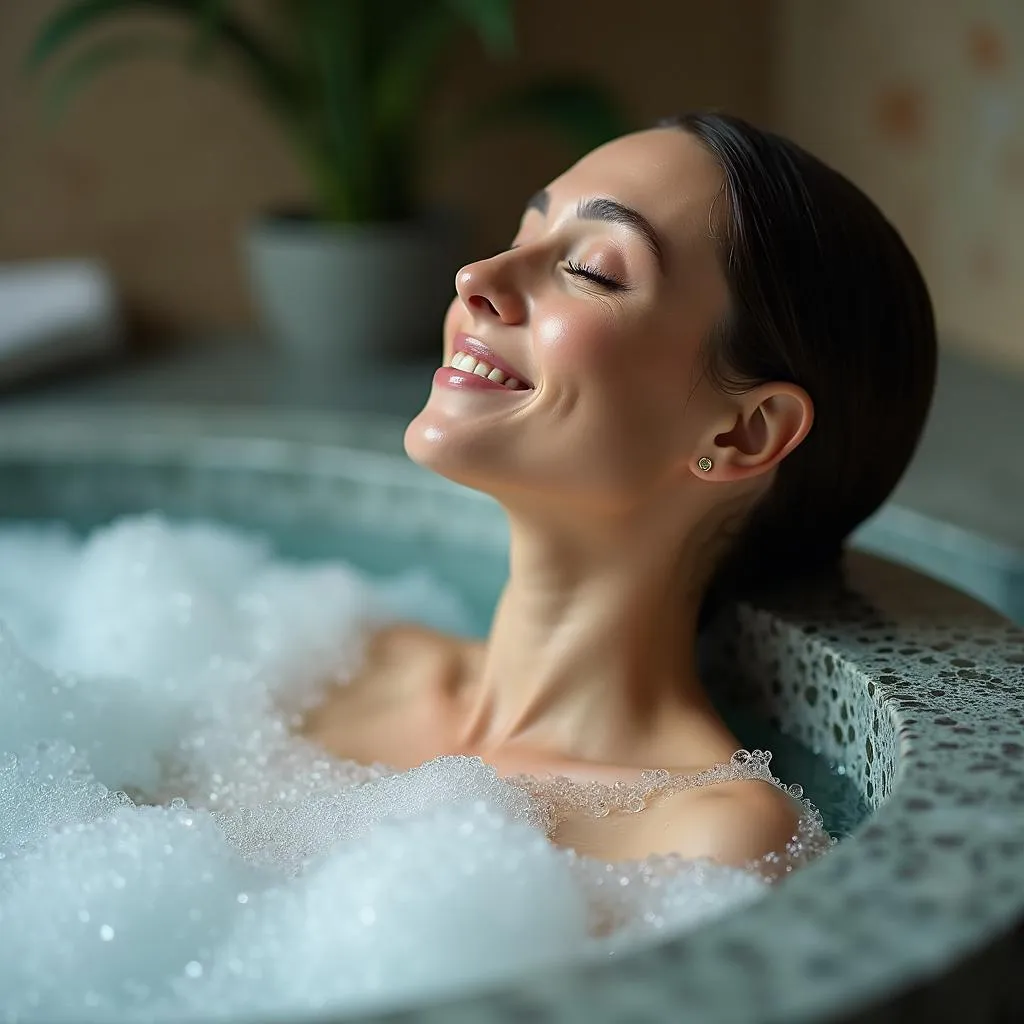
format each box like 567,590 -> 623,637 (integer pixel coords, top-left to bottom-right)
448,350 -> 526,390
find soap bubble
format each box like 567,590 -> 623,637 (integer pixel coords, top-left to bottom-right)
0,515 -> 785,1021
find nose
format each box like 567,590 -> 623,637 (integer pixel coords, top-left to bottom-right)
454,253 -> 528,325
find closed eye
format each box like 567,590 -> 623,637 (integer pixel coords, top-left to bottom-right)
564,260 -> 625,291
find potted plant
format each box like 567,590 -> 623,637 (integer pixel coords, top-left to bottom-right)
27,0 -> 626,367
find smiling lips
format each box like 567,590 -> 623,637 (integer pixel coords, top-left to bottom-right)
448,351 -> 525,390
434,334 -> 533,393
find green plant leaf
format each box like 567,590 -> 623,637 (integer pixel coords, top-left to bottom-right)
362,0 -> 432,76
187,5 -> 303,121
41,33 -> 184,122
28,0 -> 303,128
445,0 -> 515,57
24,0 -> 225,73
26,0 -> 156,72
299,0 -> 373,221
25,0 -> 623,226
464,77 -> 630,156
188,0 -> 229,64
373,5 -> 456,135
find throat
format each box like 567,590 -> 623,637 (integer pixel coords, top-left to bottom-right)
454,591 -> 705,766
422,510 -> 726,772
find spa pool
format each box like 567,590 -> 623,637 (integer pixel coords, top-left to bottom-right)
0,407 -> 1023,1024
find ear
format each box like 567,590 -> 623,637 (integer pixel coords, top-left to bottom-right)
691,383 -> 814,481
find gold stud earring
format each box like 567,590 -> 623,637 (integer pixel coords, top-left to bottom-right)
698,457 -> 713,472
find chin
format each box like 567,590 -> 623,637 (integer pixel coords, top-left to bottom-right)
404,405 -> 475,487
403,400 -> 514,497
403,409 -> 446,470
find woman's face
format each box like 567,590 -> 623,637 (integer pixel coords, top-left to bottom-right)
405,128 -> 732,517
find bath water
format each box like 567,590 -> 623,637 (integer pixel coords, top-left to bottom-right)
0,515 -> 857,1022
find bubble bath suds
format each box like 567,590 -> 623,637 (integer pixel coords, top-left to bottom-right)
0,517 -> 830,1022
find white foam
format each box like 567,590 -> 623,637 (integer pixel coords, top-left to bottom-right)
0,741 -> 126,855
0,515 -> 774,1022
212,755 -> 548,875
576,855 -> 768,953
0,623 -> 165,793
172,801 -> 587,1019
0,805 -> 271,1020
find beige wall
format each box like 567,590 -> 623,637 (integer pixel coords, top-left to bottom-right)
0,0 -> 773,341
777,0 -> 1024,374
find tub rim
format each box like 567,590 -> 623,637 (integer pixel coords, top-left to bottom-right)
0,406 -> 1022,1024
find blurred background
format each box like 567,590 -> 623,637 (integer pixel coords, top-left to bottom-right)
0,0 -> 769,345
0,0 -> 1022,617
2,1 -> 1022,373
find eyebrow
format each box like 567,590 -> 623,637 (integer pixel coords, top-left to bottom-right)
524,189 -> 665,271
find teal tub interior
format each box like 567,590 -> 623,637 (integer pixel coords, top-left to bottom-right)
0,408 -> 1023,1024
11,483 -> 867,844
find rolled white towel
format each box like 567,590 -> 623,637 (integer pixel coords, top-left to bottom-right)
0,259 -> 123,388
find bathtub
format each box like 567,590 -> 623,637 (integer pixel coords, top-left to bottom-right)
0,406 -> 1022,1024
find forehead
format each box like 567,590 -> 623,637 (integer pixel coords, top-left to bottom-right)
545,128 -> 726,261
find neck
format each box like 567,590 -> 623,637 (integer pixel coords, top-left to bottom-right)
458,506 -> 717,765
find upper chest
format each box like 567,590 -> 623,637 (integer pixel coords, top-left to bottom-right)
300,694 -> 711,862
295,625 -> 734,862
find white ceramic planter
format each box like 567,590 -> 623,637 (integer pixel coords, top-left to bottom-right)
245,214 -> 459,367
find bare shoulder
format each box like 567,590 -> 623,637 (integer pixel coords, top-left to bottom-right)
299,620 -> 476,754
359,621 -> 476,697
632,778 -> 802,871
363,621 -> 455,666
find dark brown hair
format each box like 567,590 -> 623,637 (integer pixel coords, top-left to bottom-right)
661,113 -> 937,618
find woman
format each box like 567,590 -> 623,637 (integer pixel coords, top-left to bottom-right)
302,113 -> 936,869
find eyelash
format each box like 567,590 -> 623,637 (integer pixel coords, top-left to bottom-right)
564,259 -> 625,291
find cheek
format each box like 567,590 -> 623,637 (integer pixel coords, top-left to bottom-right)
535,305 -> 626,379
442,299 -> 460,361
537,303 -> 707,447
